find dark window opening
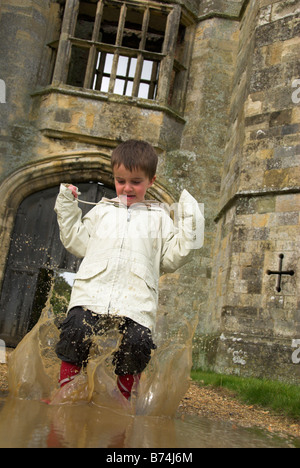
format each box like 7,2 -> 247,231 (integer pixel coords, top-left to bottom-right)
51,0 -> 192,112
145,9 -> 168,53
66,1 -> 170,99
67,46 -> 90,88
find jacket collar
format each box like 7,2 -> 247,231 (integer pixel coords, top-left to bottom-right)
100,197 -> 162,210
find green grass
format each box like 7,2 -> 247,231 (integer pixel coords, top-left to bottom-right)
191,369 -> 300,420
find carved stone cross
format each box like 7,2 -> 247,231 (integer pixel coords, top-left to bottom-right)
267,254 -> 294,293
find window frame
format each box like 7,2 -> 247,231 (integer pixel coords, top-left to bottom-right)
52,0 -> 188,111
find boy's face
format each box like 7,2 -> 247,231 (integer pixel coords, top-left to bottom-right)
113,164 -> 156,207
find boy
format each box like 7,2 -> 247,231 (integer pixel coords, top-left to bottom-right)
54,140 -> 204,401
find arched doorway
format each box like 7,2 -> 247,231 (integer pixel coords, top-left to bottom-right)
0,182 -> 116,347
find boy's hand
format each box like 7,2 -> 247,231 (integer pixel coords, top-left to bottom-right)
66,184 -> 79,199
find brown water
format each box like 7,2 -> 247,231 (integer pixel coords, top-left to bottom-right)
0,305 -> 296,448
0,396 -> 295,448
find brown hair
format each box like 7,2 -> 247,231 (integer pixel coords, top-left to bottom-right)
111,140 -> 158,180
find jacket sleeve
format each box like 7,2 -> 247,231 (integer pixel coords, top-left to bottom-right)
54,184 -> 97,258
160,189 -> 204,274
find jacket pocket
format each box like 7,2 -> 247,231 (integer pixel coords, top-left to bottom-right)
75,259 -> 108,280
130,263 -> 158,292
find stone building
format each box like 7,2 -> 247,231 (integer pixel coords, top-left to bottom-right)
0,0 -> 299,383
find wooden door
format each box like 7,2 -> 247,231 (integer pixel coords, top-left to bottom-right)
0,183 -> 116,347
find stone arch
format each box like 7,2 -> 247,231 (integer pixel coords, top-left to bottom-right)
0,150 -> 175,289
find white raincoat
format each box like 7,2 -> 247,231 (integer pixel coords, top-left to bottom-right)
55,184 -> 204,332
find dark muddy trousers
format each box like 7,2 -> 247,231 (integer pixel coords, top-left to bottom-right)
55,307 -> 156,376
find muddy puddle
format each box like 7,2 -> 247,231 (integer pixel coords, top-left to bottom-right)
0,396 -> 296,448
0,306 -> 297,448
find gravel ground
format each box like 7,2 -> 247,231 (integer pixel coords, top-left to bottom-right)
178,382 -> 300,442
1,350 -> 299,442
0,350 -> 10,394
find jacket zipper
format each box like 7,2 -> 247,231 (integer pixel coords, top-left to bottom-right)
108,205 -> 131,314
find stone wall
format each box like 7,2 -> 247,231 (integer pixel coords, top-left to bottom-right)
0,0 -> 62,178
194,0 -> 300,383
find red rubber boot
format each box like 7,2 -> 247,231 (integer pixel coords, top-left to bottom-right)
59,361 -> 81,387
117,374 -> 141,400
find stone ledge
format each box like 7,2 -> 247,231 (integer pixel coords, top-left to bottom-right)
198,0 -> 249,21
215,187 -> 300,223
31,85 -> 186,124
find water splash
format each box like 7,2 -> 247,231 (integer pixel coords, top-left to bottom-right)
2,301 -> 296,448
7,294 -> 198,418
8,298 -> 61,401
